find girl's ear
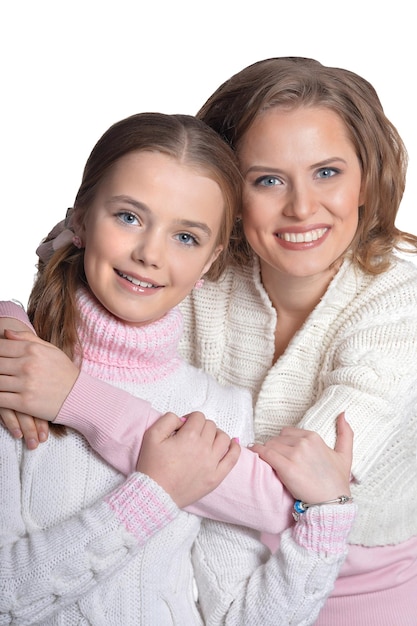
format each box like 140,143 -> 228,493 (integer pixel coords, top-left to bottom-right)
71,208 -> 87,240
201,245 -> 223,276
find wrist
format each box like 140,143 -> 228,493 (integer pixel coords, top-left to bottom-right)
293,495 -> 353,522
293,503 -> 357,555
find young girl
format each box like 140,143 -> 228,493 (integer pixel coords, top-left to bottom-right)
0,112 -> 354,624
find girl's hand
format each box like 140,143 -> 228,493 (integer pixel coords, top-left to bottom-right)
136,411 -> 241,508
249,413 -> 353,503
0,329 -> 79,421
0,408 -> 50,449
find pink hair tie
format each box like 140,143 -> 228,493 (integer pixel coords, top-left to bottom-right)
36,208 -> 76,263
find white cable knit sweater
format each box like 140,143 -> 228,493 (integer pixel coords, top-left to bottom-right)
0,290 -> 355,625
180,255 -> 417,547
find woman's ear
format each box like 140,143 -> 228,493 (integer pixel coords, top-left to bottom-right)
358,179 -> 366,207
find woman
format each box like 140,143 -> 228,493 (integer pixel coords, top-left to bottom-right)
183,57 -> 417,624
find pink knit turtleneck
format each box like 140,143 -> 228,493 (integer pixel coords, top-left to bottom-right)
75,288 -> 183,384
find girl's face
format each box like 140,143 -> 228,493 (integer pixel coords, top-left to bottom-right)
79,150 -> 224,326
238,106 -> 364,283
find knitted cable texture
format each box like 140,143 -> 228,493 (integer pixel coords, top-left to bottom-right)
180,255 -> 417,547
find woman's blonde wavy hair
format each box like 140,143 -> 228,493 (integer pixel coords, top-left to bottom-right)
197,56 -> 417,273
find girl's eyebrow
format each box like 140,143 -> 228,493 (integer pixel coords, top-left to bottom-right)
174,219 -> 212,237
108,195 -> 148,212
108,195 -> 212,237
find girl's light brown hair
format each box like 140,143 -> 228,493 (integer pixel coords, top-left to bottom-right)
28,113 -> 242,435
197,56 -> 417,272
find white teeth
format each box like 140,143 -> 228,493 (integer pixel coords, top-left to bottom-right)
279,228 -> 328,243
119,272 -> 155,288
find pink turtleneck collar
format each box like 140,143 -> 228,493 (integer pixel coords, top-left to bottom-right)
75,288 -> 184,384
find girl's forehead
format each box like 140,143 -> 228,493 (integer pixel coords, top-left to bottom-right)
108,150 -> 218,183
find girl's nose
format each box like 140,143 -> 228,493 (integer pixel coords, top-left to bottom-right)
133,232 -> 164,268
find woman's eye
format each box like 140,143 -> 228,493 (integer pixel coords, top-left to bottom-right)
317,167 -> 338,179
255,175 -> 281,187
117,211 -> 139,225
176,232 -> 198,246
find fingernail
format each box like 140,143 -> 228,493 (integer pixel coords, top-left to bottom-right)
11,428 -> 23,439
39,432 -> 48,442
27,438 -> 38,450
233,437 -> 240,444
179,416 -> 187,422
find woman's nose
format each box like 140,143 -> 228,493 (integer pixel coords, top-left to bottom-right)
283,184 -> 318,220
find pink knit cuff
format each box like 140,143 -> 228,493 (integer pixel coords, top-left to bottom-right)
293,504 -> 357,555
105,473 -> 178,544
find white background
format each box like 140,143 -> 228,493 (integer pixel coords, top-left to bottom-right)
1,0 -> 416,306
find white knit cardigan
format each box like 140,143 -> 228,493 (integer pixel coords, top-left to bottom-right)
180,255 -> 417,547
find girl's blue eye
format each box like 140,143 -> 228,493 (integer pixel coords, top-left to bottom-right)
176,232 -> 198,246
118,211 -> 139,225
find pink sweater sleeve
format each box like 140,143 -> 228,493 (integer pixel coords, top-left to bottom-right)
57,373 -> 292,534
57,371 -> 162,476
0,300 -> 36,332
187,447 -> 294,533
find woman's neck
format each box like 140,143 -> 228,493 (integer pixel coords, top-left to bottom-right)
260,261 -> 338,361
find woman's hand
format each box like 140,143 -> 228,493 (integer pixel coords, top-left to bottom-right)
0,329 -> 79,446
250,413 -> 353,503
136,411 -> 241,508
0,320 -> 50,447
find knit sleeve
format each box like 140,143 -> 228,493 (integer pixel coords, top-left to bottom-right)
56,371 -> 162,476
297,265 -> 417,484
187,446 -> 294,533
0,437 -> 178,625
0,300 -> 35,332
193,504 -> 356,625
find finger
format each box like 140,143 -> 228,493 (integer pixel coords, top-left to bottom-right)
247,442 -> 265,456
3,329 -> 42,343
334,412 -> 354,457
0,408 -> 23,438
146,412 -> 186,441
0,338 -> 28,358
13,413 -> 43,449
0,372 -> 28,394
250,443 -> 283,468
211,427 -> 233,459
34,417 -> 49,443
216,438 -> 241,474
176,411 -> 207,436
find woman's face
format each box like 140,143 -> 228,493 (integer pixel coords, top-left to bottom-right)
238,106 -> 364,282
